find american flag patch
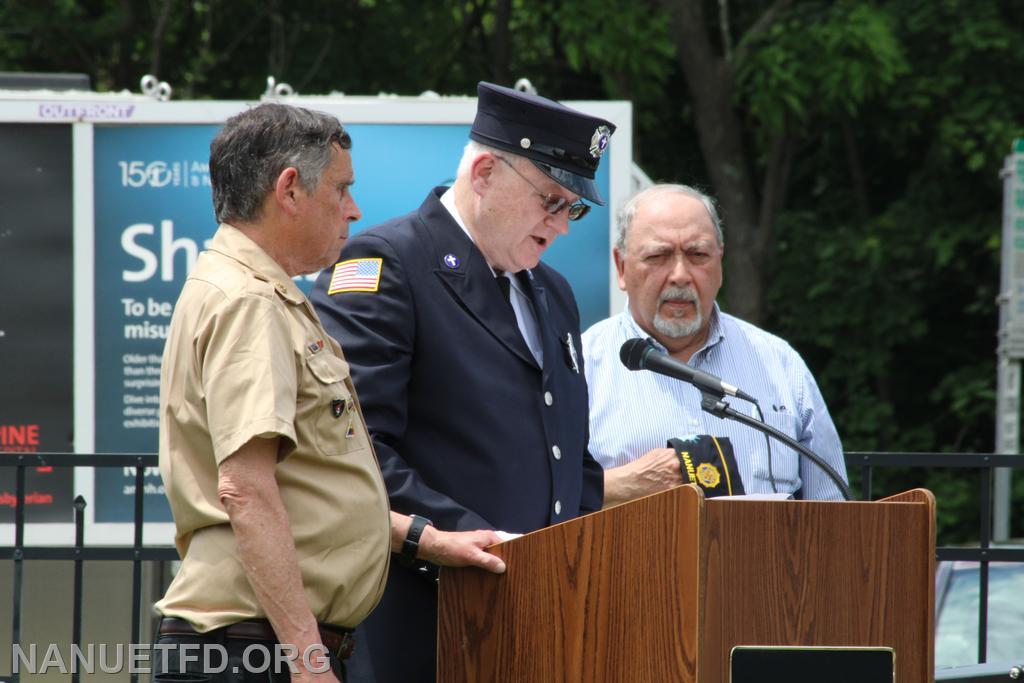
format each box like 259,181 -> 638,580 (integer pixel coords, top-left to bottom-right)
328,258 -> 383,294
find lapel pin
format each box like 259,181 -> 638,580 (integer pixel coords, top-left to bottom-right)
331,398 -> 346,418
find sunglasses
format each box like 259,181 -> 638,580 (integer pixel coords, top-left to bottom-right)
493,155 -> 590,221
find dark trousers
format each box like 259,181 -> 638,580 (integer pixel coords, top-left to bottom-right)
349,562 -> 436,683
152,626 -> 347,682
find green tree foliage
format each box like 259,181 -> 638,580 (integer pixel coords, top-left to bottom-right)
2,0 -> 1023,541
759,0 -> 1024,541
735,2 -> 908,138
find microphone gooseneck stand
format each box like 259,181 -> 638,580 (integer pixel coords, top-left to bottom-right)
698,391 -> 853,502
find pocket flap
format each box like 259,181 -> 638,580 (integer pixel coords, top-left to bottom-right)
306,351 -> 349,385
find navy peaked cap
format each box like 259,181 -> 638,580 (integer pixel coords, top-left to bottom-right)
469,81 -> 615,205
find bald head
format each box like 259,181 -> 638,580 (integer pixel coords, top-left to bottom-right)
616,184 -> 723,253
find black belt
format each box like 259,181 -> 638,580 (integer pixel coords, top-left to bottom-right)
158,617 -> 356,660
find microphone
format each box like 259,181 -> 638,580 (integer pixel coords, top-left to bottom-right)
619,337 -> 758,403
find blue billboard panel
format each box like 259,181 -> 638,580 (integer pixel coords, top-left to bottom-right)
93,125 -> 221,521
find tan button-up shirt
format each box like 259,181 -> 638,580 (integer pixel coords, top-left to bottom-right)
156,224 -> 390,631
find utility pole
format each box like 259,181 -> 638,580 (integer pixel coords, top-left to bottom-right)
994,139 -> 1024,541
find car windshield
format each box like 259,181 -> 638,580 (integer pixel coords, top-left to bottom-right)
935,562 -> 1024,668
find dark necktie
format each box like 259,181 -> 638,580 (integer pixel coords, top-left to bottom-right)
497,272 -> 543,366
496,274 -> 513,308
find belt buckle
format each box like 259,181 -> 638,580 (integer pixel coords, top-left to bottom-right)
320,630 -> 355,660
335,633 -> 355,660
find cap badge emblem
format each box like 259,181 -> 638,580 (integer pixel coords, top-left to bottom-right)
589,125 -> 611,158
520,137 -> 532,149
443,253 -> 460,269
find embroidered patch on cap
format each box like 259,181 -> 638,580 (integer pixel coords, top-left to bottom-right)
696,462 -> 721,488
328,258 -> 383,294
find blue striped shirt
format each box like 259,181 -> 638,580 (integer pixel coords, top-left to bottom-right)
582,305 -> 848,500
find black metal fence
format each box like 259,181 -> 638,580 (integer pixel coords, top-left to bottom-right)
850,451 -> 1024,674
2,451 -> 1023,682
1,453 -> 176,683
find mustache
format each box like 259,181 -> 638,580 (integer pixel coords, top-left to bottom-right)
657,285 -> 698,307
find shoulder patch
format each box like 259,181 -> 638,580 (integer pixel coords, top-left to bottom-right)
328,258 -> 383,294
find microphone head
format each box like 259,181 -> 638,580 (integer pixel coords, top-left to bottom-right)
619,338 -> 650,371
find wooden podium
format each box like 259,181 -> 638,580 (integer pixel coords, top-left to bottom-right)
437,486 -> 935,682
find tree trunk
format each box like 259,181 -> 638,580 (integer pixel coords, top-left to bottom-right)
492,0 -> 512,85
665,0 -> 765,324
114,0 -> 138,91
842,115 -> 870,221
150,0 -> 175,78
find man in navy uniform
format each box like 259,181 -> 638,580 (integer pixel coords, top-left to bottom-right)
310,82 -> 612,681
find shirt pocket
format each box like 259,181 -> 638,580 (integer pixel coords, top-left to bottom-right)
305,351 -> 364,457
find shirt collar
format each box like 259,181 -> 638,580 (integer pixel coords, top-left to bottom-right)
620,301 -> 725,356
440,186 -> 531,282
207,224 -> 307,304
440,186 -> 499,279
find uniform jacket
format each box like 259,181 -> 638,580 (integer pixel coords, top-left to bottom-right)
310,188 -> 603,682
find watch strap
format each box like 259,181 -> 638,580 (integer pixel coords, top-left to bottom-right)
400,514 -> 432,568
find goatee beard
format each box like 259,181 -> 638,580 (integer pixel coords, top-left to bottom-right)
653,285 -> 702,338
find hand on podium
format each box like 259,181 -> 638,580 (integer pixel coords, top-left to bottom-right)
391,512 -> 507,574
419,526 -> 507,574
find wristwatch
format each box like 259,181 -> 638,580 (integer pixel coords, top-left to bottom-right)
400,514 -> 433,568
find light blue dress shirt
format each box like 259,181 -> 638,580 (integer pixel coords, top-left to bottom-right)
582,304 -> 848,500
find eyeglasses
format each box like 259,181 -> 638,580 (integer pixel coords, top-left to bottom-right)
493,155 -> 590,221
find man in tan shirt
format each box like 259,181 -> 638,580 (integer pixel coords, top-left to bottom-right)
153,103 -> 505,683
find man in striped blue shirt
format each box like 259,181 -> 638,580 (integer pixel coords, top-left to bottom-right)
582,184 -> 848,506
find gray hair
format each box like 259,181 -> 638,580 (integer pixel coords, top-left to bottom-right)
456,139 -> 506,178
210,103 -> 351,224
615,184 -> 724,252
